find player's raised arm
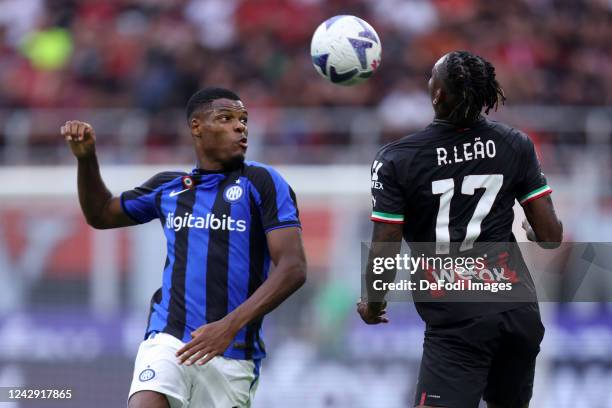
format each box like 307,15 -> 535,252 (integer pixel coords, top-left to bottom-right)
61,120 -> 136,229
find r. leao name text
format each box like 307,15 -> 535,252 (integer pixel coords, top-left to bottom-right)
436,138 -> 496,166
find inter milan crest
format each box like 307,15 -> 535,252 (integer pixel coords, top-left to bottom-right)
139,368 -> 155,382
224,183 -> 244,203
182,175 -> 194,190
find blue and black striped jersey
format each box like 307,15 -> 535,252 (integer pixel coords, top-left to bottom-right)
120,161 -> 300,360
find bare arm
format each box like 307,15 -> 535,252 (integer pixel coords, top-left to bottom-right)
62,121 -> 135,229
176,227 -> 307,365
522,194 -> 563,248
357,221 -> 403,324
224,226 -> 307,330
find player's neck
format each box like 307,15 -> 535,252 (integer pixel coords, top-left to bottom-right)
433,105 -> 452,122
196,153 -> 229,171
433,112 -> 454,124
196,157 -> 243,173
433,113 -> 484,127
197,160 -> 223,171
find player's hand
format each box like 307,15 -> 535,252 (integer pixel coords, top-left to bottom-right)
175,319 -> 237,366
522,219 -> 537,242
61,120 -> 96,159
357,300 -> 389,325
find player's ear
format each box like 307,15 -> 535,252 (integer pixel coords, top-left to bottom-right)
190,117 -> 202,138
433,88 -> 444,105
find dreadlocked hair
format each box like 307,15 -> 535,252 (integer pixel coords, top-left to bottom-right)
444,51 -> 506,124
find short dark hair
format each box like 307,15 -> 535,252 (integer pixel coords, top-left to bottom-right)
443,51 -> 506,124
186,87 -> 241,120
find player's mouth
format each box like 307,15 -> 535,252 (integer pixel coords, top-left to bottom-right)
238,139 -> 248,150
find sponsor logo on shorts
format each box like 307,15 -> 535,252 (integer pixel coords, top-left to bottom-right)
139,368 -> 156,382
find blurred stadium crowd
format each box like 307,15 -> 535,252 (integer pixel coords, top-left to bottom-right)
0,0 -> 610,153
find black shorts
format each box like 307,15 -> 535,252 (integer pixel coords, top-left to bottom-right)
414,303 -> 545,408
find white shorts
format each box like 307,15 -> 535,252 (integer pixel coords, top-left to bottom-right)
128,333 -> 260,408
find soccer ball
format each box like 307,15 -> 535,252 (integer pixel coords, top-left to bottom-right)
310,15 -> 382,86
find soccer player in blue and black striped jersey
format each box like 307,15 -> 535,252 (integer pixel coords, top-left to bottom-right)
62,88 -> 307,408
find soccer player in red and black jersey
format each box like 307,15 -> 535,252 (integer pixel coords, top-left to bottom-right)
358,51 -> 563,407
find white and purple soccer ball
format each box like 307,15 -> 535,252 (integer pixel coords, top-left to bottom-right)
310,15 -> 382,86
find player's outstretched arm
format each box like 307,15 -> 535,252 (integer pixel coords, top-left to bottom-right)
522,194 -> 563,249
176,227 -> 306,366
357,221 -> 403,325
61,120 -> 136,229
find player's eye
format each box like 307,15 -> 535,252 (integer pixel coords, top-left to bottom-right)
240,117 -> 248,124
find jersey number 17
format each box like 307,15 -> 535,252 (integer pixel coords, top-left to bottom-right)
432,174 -> 503,254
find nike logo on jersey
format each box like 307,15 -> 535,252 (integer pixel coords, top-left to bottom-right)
169,189 -> 190,197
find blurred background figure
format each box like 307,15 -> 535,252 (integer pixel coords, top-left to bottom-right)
0,0 -> 610,407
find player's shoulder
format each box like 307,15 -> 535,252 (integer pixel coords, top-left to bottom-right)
243,161 -> 289,186
244,160 -> 275,171
484,119 -> 534,152
140,171 -> 187,190
123,171 -> 186,200
374,127 -> 434,163
148,171 -> 187,184
244,160 -> 278,177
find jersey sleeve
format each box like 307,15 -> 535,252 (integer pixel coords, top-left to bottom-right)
515,133 -> 552,205
370,154 -> 406,224
248,165 -> 301,232
120,172 -> 181,224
